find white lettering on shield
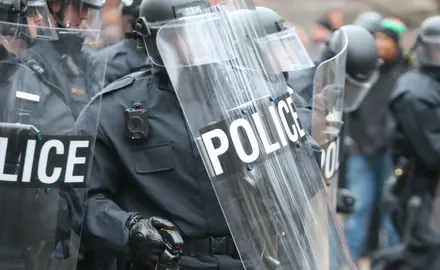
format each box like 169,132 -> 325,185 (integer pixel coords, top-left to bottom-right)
0,137 -> 90,185
201,95 -> 306,176
320,136 -> 341,181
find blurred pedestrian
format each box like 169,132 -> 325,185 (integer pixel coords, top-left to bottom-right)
344,17 -> 410,264
100,6 -> 125,47
309,10 -> 344,57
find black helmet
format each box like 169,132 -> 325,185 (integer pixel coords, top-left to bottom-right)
324,24 -> 380,85
414,15 -> 440,67
354,11 -> 382,33
136,0 -> 211,66
323,24 -> 381,111
255,6 -> 284,35
0,0 -> 57,41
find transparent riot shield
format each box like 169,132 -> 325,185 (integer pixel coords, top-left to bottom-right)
311,29 -> 348,210
0,23 -> 106,269
157,10 -> 355,269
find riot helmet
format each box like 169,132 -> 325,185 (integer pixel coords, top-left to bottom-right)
414,15 -> 440,68
136,0 -> 213,66
322,24 -> 381,112
253,6 -> 314,72
45,0 -> 105,41
354,11 -> 382,33
0,0 -> 57,44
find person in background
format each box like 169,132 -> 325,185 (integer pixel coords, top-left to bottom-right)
344,17 -> 410,264
93,0 -> 147,87
100,7 -> 125,47
309,9 -> 344,57
121,0 -> 142,32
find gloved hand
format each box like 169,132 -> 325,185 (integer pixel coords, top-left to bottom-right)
128,216 -> 177,268
311,93 -> 329,145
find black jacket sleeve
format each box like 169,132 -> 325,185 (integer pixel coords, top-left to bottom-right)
392,92 -> 440,169
75,101 -> 132,257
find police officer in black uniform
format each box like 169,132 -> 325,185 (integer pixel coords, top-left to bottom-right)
288,24 -> 379,113
0,0 -> 88,268
94,0 -> 149,87
75,0 -> 326,269
20,0 -> 106,119
253,6 -> 312,130
388,15 -> 440,270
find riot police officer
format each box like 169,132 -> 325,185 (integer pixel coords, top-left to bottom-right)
19,0 -> 106,119
290,24 -> 380,112
0,0 -> 102,268
388,15 -> 440,269
94,0 -> 149,87
76,1 -> 242,269
75,0 -> 352,269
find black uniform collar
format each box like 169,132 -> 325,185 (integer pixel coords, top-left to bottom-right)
152,64 -> 173,91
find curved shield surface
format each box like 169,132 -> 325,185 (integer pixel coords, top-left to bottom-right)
0,23 -> 106,269
157,9 -> 354,269
312,29 -> 348,209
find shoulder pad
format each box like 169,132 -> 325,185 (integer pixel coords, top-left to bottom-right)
100,69 -> 152,96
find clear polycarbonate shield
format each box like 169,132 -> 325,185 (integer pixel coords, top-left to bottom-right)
312,28 -> 348,209
254,27 -> 315,72
0,26 -> 106,269
157,11 -> 355,269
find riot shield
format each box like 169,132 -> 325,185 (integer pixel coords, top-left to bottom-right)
311,29 -> 348,210
0,23 -> 106,269
156,10 -> 355,269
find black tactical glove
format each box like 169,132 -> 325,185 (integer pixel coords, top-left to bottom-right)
127,215 -> 178,269
336,188 -> 356,215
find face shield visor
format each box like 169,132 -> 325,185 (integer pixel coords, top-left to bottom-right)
416,35 -> 440,67
56,0 -> 104,42
344,61 -> 380,112
0,0 -> 57,43
254,27 -> 314,72
150,17 -> 232,67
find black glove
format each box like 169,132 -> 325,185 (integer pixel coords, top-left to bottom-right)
336,188 -> 356,215
128,215 -> 176,268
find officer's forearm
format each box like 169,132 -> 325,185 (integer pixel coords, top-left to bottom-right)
85,194 -> 133,257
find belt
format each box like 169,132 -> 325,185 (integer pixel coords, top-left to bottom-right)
182,237 -> 238,257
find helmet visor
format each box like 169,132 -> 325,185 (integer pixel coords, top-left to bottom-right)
0,0 -> 57,41
58,0 -> 104,42
417,35 -> 440,66
254,28 -> 314,72
344,68 -> 379,112
156,13 -> 233,67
